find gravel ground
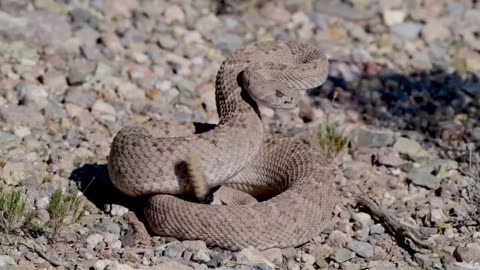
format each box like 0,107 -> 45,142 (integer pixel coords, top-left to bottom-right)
1,0 -> 480,269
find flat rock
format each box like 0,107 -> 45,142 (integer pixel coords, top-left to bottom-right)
350,128 -> 394,149
150,261 -> 193,270
422,20 -> 451,44
0,130 -> 16,143
235,246 -> 276,269
16,81 -> 48,109
0,105 -> 45,128
86,233 -> 104,250
393,137 -> 431,161
333,248 -> 355,263
454,245 -> 480,263
191,249 -> 210,263
391,22 -> 423,39
261,248 -> 283,266
407,170 -> 441,189
346,240 -> 374,258
0,11 -> 72,47
67,68 -> 87,86
375,147 -> 405,167
414,253 -> 442,269
94,260 -> 135,270
65,89 -> 97,108
368,260 -> 398,270
421,159 -> 458,179
91,100 -> 116,123
316,2 -> 375,21
0,255 -> 16,267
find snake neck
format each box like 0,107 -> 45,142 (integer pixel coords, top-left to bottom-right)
214,58 -> 261,126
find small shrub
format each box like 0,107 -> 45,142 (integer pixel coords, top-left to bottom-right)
0,189 -> 27,233
46,187 -> 84,241
311,123 -> 350,159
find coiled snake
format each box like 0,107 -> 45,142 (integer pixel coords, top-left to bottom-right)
108,41 -> 339,251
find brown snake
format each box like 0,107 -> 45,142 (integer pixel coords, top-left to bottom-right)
107,41 -> 339,251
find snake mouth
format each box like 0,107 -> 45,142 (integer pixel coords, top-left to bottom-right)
249,92 -> 298,110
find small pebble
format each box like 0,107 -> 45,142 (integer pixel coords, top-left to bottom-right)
347,241 -> 374,259
333,248 -> 355,263
192,250 -> 210,263
67,69 -> 87,86
110,204 -> 129,216
86,234 -> 104,250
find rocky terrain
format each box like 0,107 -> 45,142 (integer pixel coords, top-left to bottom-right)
0,0 -> 480,269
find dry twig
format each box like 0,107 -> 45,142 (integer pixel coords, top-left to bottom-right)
355,194 -> 435,253
19,241 -> 67,268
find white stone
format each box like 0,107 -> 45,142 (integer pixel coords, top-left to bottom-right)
0,255 -> 16,267
192,249 -> 210,263
92,100 -> 116,123
383,9 -> 407,25
86,233 -> 104,249
14,126 -> 31,138
164,5 -> 185,24
116,81 -> 145,101
352,212 -> 373,228
110,204 -> 129,216
35,196 -> 50,209
430,208 -> 447,223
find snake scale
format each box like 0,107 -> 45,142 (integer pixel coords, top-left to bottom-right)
108,41 -> 340,251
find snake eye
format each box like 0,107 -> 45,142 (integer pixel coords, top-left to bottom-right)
275,90 -> 284,98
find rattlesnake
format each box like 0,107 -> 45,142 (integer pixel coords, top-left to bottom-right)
107,41 -> 339,251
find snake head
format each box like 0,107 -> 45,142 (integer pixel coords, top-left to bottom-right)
240,70 -> 299,110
